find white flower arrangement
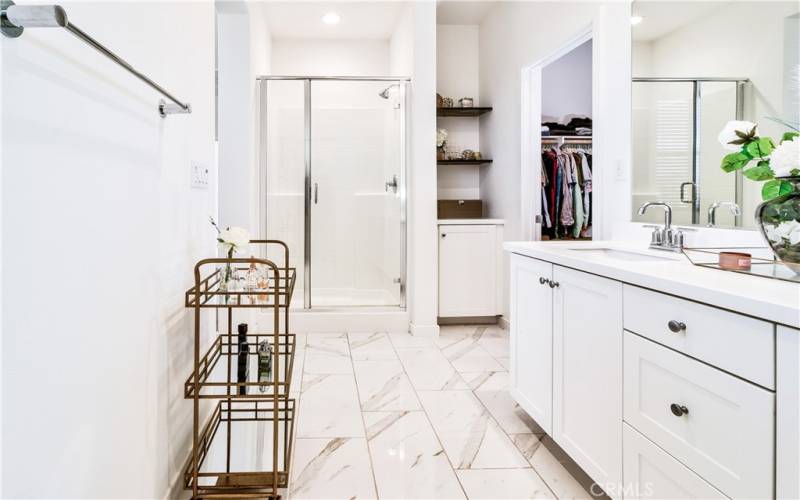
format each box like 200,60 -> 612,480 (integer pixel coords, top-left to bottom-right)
718,120 -> 799,200
209,217 -> 251,257
765,220 -> 800,246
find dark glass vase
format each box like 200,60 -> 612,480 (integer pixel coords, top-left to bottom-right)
756,177 -> 800,274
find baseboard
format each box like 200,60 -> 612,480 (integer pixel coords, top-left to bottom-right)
409,323 -> 440,337
437,316 -> 499,325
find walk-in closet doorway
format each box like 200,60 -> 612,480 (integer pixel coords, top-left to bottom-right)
521,26 -> 599,242
258,77 -> 409,310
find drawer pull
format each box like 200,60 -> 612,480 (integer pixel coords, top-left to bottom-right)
670,403 -> 689,417
548,281 -> 560,289
539,277 -> 549,285
668,320 -> 687,333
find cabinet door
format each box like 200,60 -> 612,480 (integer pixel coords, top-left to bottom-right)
509,254 -> 553,434
438,225 -> 497,317
552,265 -> 623,494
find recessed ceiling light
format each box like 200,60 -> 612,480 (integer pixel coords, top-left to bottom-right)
631,15 -> 643,26
322,12 -> 341,25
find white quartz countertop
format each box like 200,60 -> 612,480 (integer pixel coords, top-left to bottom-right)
438,219 -> 505,225
504,241 -> 800,329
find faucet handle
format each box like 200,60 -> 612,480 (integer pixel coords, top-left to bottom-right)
650,227 -> 662,246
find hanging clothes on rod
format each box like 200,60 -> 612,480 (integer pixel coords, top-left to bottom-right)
540,139 -> 593,240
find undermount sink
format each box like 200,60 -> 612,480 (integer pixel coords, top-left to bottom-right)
568,248 -> 678,262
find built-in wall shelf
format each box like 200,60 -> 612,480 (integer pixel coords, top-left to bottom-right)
438,159 -> 493,165
437,107 -> 492,117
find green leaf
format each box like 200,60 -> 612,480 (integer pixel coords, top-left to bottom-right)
781,131 -> 799,143
745,137 -> 775,159
743,161 -> 774,181
762,179 -> 794,200
721,152 -> 751,172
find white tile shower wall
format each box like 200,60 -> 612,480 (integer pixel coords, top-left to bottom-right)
437,24 -> 481,200
1,1 -> 215,497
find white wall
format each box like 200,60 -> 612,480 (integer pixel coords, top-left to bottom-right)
437,24 -> 481,200
392,2 -> 438,336
542,39 -> 593,120
217,1 -> 271,235
271,39 -> 390,76
479,2 -> 632,319
1,1 -> 216,497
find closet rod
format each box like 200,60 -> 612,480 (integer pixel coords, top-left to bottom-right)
1,1 -> 191,117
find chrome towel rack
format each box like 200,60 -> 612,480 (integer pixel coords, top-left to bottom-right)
0,0 -> 191,117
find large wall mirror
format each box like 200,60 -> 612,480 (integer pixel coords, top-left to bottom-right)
631,1 -> 800,229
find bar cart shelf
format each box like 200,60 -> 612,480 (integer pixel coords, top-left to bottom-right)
183,240 -> 296,500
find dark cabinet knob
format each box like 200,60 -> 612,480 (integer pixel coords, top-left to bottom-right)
670,403 -> 689,417
548,281 -> 559,289
539,277 -> 549,285
668,320 -> 686,333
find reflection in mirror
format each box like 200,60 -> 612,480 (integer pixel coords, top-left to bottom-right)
631,1 -> 800,229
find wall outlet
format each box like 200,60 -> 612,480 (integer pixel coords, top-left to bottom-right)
614,159 -> 627,181
191,163 -> 209,189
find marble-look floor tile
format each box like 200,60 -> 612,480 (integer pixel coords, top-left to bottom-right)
395,347 -> 468,391
304,333 -> 352,374
289,345 -> 305,398
456,468 -> 555,499
353,360 -> 421,411
511,433 -> 544,461
528,436 -> 594,499
464,371 -> 509,392
348,332 -> 397,361
444,342 -> 505,373
388,333 -> 437,349
475,389 -> 544,434
496,356 -> 511,370
290,437 -> 377,500
297,374 -> 364,438
364,411 -> 465,499
417,390 -> 529,469
477,335 -> 510,360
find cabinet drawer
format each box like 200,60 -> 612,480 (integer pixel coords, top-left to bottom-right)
624,332 -> 774,499
623,285 -> 774,389
623,423 -> 726,499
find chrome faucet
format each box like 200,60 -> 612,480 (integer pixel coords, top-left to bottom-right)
707,202 -> 741,227
638,201 -> 685,252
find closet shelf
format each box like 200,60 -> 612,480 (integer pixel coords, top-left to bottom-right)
438,159 -> 493,165
437,107 -> 492,117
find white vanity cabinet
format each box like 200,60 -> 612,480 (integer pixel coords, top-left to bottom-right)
506,245 -> 798,500
509,254 -> 623,492
438,221 -> 503,318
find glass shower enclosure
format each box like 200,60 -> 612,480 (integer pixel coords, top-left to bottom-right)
258,77 -> 408,309
632,78 -> 749,227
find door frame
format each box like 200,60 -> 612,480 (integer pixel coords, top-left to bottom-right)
258,76 -> 410,309
520,25 -> 595,241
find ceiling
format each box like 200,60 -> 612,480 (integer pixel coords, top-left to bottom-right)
632,1 -> 728,41
258,1 -> 408,40
436,1 -> 497,24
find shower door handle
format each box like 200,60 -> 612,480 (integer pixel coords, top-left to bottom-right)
385,175 -> 398,194
313,182 -> 318,204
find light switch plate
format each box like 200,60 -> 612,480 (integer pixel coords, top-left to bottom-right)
191,163 -> 209,189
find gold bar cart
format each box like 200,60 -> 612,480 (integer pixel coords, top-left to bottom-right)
182,240 -> 296,499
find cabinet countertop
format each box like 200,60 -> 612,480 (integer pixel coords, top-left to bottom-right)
504,241 -> 800,329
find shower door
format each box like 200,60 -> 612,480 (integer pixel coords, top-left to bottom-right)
260,77 -> 407,309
